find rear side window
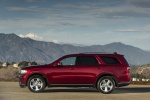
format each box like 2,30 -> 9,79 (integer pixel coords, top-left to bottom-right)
76,56 -> 98,66
100,56 -> 121,64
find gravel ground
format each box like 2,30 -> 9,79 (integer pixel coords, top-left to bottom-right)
0,82 -> 150,100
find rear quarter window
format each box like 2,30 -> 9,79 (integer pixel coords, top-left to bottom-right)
100,56 -> 121,64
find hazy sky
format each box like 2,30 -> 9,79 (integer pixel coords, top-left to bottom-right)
0,0 -> 150,50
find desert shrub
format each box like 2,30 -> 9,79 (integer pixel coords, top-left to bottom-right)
18,61 -> 28,67
31,61 -> 38,65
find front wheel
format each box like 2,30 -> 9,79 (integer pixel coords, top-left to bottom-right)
97,76 -> 115,94
27,75 -> 46,93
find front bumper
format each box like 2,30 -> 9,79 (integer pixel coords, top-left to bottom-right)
17,75 -> 27,88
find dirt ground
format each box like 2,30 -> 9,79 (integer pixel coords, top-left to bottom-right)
0,82 -> 150,100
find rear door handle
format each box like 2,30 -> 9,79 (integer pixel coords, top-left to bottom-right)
70,68 -> 75,70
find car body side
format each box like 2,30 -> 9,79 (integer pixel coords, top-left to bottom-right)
19,54 -> 130,88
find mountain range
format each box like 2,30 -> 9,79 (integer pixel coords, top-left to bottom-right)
0,33 -> 150,65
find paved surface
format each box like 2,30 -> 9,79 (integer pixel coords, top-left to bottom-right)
0,82 -> 150,100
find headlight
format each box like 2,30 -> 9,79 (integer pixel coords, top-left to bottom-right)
20,70 -> 27,74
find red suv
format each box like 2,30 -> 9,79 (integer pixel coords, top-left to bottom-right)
18,52 -> 130,94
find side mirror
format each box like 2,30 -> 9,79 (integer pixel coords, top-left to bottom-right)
54,62 -> 62,67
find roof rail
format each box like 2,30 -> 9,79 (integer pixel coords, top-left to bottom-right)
79,52 -> 118,54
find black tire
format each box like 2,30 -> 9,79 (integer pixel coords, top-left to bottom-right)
27,75 -> 46,93
97,76 -> 115,94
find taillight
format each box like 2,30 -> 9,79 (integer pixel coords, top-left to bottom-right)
127,66 -> 130,74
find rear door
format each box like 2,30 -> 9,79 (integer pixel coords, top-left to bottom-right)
75,56 -> 100,84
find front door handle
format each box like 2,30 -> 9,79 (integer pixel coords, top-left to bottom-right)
96,67 -> 101,69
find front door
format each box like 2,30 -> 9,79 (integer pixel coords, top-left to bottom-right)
49,56 -> 77,84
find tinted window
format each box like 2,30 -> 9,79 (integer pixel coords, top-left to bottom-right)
76,56 -> 98,66
60,57 -> 76,66
100,56 -> 121,64
122,56 -> 129,65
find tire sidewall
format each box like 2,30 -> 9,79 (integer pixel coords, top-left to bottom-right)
27,75 -> 46,93
97,76 -> 115,94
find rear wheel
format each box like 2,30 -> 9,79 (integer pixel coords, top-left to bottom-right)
27,75 -> 46,93
97,76 -> 115,94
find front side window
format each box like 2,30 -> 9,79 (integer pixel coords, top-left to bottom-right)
100,56 -> 121,64
60,57 -> 76,66
76,56 -> 98,66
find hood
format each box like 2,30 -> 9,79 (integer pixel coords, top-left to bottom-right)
22,64 -> 48,69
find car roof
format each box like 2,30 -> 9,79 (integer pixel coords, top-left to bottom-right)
65,52 -> 123,56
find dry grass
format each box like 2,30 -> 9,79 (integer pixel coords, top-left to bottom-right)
131,81 -> 150,85
0,66 -> 19,82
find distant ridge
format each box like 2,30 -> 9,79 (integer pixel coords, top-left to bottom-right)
0,33 -> 150,65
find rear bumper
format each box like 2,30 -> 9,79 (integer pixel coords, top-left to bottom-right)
117,81 -> 130,87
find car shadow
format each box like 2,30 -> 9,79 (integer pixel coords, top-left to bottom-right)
113,86 -> 150,94
43,87 -> 98,93
42,86 -> 150,94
